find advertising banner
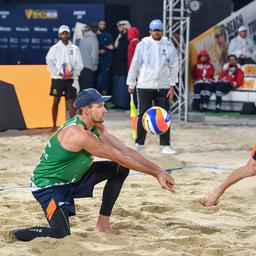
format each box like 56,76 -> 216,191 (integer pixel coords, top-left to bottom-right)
189,1 -> 256,88
0,65 -> 66,129
0,4 -> 104,64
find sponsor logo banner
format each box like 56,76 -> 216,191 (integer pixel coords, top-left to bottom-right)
0,4 -> 104,64
25,9 -> 58,20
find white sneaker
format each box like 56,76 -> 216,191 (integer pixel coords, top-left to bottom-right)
161,146 -> 177,155
135,143 -> 143,152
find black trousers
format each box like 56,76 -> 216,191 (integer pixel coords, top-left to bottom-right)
79,67 -> 96,91
215,82 -> 232,106
193,82 -> 215,109
12,161 -> 129,241
136,88 -> 170,146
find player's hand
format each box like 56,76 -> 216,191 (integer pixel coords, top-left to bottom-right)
167,87 -> 174,101
200,188 -> 223,207
156,171 -> 175,192
128,87 -> 135,94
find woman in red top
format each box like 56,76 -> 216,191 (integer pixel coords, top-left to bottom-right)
214,54 -> 244,111
192,49 -> 215,111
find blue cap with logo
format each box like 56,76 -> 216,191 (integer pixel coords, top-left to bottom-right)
74,88 -> 111,109
149,19 -> 164,31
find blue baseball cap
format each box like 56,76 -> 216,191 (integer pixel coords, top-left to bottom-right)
74,88 -> 111,109
149,19 -> 164,31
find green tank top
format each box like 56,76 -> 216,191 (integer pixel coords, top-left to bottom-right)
31,115 -> 100,188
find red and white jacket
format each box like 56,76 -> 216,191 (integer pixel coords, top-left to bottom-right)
192,50 -> 215,85
217,63 -> 244,89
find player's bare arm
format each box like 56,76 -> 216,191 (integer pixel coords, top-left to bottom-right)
64,125 -> 174,192
98,125 -> 175,192
201,158 -> 256,207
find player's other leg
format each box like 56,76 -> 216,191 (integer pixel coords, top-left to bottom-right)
74,161 -> 129,233
10,207 -> 70,242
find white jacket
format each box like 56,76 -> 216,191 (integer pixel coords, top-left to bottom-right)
228,35 -> 256,61
46,40 -> 83,79
127,36 -> 179,89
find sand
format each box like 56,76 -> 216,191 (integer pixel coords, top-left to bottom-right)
1,110 -> 256,256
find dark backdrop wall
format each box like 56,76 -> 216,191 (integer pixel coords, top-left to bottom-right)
0,0 -> 254,40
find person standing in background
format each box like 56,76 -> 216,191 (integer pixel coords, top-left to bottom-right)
112,20 -> 131,109
96,19 -> 114,96
79,24 -> 99,91
127,19 -> 179,154
46,25 -> 83,132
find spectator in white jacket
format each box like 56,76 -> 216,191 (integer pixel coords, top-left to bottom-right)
127,19 -> 179,155
228,25 -> 256,65
46,25 -> 83,131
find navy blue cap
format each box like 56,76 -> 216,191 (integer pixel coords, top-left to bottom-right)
149,19 -> 164,31
74,88 -> 111,109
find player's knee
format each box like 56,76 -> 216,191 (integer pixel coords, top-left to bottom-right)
54,227 -> 70,238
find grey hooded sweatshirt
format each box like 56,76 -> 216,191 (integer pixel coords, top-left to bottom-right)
79,30 -> 99,71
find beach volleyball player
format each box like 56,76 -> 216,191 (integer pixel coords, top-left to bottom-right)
202,145 -> 256,207
10,88 -> 175,241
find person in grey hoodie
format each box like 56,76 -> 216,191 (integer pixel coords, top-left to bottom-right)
79,24 -> 99,91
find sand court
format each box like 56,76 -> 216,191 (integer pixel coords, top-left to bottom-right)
1,110 -> 256,256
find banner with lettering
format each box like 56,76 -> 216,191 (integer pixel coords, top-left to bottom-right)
0,4 -> 104,64
189,1 -> 256,89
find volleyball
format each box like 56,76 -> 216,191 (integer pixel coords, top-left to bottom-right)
142,106 -> 170,135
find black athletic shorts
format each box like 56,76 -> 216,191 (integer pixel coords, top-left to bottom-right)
50,79 -> 76,100
32,169 -> 94,220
